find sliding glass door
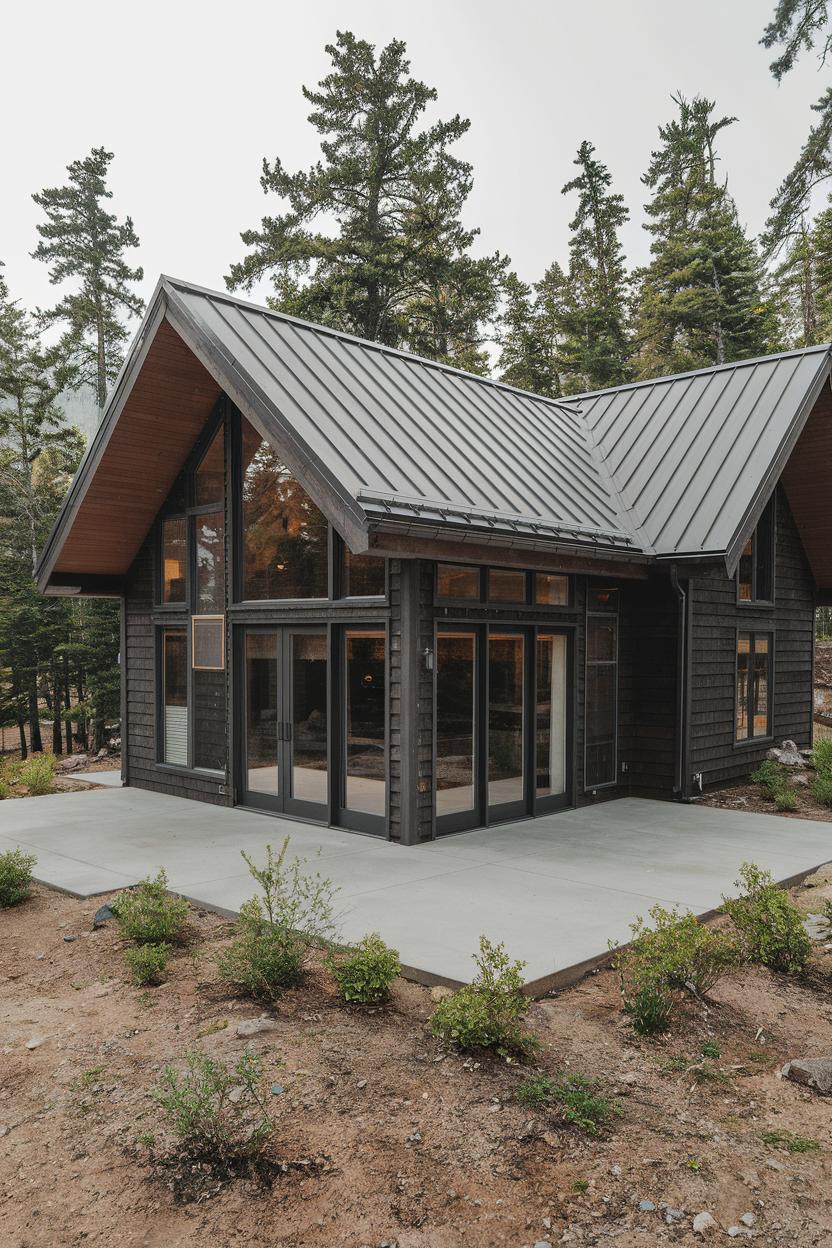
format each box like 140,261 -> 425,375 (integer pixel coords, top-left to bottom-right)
242,626 -> 329,819
338,629 -> 387,834
435,624 -> 570,833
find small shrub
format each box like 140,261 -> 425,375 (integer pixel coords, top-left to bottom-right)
0,778 -> 8,800
811,738 -> 832,775
622,984 -> 673,1036
761,1129 -> 820,1154
722,862 -> 811,974
217,838 -> 338,1002
774,788 -> 798,811
152,1051 -> 273,1172
614,905 -> 738,1027
751,758 -> 787,796
701,1039 -> 721,1059
328,933 -> 401,1004
431,937 -> 536,1057
124,942 -> 170,986
811,771 -> 832,807
515,1072 -> 620,1136
113,868 -> 189,945
18,753 -> 55,796
0,848 -> 37,907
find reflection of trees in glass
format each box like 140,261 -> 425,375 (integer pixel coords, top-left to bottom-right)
195,512 -> 224,612
242,425 -> 328,600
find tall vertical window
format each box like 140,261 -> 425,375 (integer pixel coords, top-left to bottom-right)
344,630 -> 386,821
161,517 -> 186,604
738,495 -> 775,603
195,512 -> 225,612
585,613 -> 618,788
162,629 -> 188,766
736,632 -> 772,741
194,425 -> 225,506
241,421 -> 329,600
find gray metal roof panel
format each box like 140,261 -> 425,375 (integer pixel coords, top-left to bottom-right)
561,346 -> 832,560
166,277 -> 634,545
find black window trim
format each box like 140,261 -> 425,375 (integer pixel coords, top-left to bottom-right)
435,561 -> 575,609
154,621 -> 227,778
584,607 -> 619,792
737,494 -> 776,608
734,627 -> 775,747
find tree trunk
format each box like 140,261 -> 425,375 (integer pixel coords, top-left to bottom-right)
51,667 -> 63,755
12,670 -> 27,760
28,682 -> 43,754
63,654 -> 73,754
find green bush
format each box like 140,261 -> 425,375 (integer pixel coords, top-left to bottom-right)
113,868 -> 189,945
217,838 -> 338,1002
18,753 -> 55,796
774,788 -> 798,811
617,905 -> 739,1000
124,941 -> 170,985
0,848 -> 37,907
431,937 -> 536,1057
328,933 -> 401,1003
722,862 -> 811,974
0,779 -> 8,800
752,758 -> 799,809
811,771 -> 832,807
622,984 -> 673,1036
152,1051 -> 273,1168
515,1072 -> 620,1136
811,738 -> 832,775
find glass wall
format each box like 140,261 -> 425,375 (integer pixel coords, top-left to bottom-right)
245,632 -> 280,796
161,517 -> 186,604
344,548 -> 385,597
344,630 -> 386,820
241,422 -> 328,600
195,512 -> 225,612
536,632 -> 567,798
291,633 -> 328,806
487,633 -> 525,810
435,632 -> 477,818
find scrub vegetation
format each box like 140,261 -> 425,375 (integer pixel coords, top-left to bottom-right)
112,868 -> 190,946
327,933 -> 401,1004
430,937 -> 537,1057
0,847 -> 36,907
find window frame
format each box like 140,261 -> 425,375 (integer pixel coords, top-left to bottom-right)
434,562 -> 574,609
737,495 -> 776,607
584,607 -> 619,792
734,628 -> 774,746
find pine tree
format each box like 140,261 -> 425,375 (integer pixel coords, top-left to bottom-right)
32,147 -> 144,415
760,3 -> 832,252
559,141 -> 631,392
772,198 -> 832,346
632,95 -> 774,379
227,31 -> 506,371
497,266 -> 569,397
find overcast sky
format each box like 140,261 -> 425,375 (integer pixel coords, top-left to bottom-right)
4,0 -> 828,323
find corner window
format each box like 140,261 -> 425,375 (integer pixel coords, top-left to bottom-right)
738,496 -> 775,604
241,421 -> 328,600
585,612 -> 618,788
194,425 -> 225,506
343,548 -> 385,597
736,632 -> 772,741
161,516 -> 186,604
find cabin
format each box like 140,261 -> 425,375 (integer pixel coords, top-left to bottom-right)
37,276 -> 832,844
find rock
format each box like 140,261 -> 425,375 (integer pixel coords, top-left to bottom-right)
63,934 -> 77,943
533,1242 -> 553,1248
25,1037 -> 45,1050
93,904 -> 115,928
739,1168 -> 760,1189
782,1057 -> 832,1095
405,1131 -> 421,1144
727,1229 -> 751,1240
638,1200 -> 657,1212
664,1206 -> 685,1224
693,1212 -> 718,1236
430,985 -> 453,1002
57,753 -> 88,772
766,1158 -> 785,1172
766,740 -> 805,767
740,1213 -> 756,1228
802,913 -> 830,941
270,1083 -> 284,1096
96,748 -> 108,760
790,772 -> 810,787
235,1016 -> 279,1037
609,1164 -> 622,1176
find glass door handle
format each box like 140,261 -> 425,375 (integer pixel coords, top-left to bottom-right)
277,721 -> 284,741
285,722 -> 293,742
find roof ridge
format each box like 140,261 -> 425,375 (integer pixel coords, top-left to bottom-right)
559,342 -> 832,405
161,275 -> 580,416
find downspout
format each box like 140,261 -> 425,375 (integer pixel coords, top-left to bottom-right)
669,564 -> 692,801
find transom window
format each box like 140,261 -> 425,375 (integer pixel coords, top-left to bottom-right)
736,632 -> 772,741
738,496 -> 775,604
436,563 -> 571,606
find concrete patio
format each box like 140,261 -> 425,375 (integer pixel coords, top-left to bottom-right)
2,787 -> 830,990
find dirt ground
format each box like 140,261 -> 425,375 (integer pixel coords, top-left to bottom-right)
700,780 -> 832,823
2,875 -> 832,1248
1,753 -> 121,799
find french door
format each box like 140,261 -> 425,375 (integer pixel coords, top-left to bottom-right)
241,626 -> 329,819
435,624 -> 571,834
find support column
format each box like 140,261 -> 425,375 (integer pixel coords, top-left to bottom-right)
398,559 -> 423,845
